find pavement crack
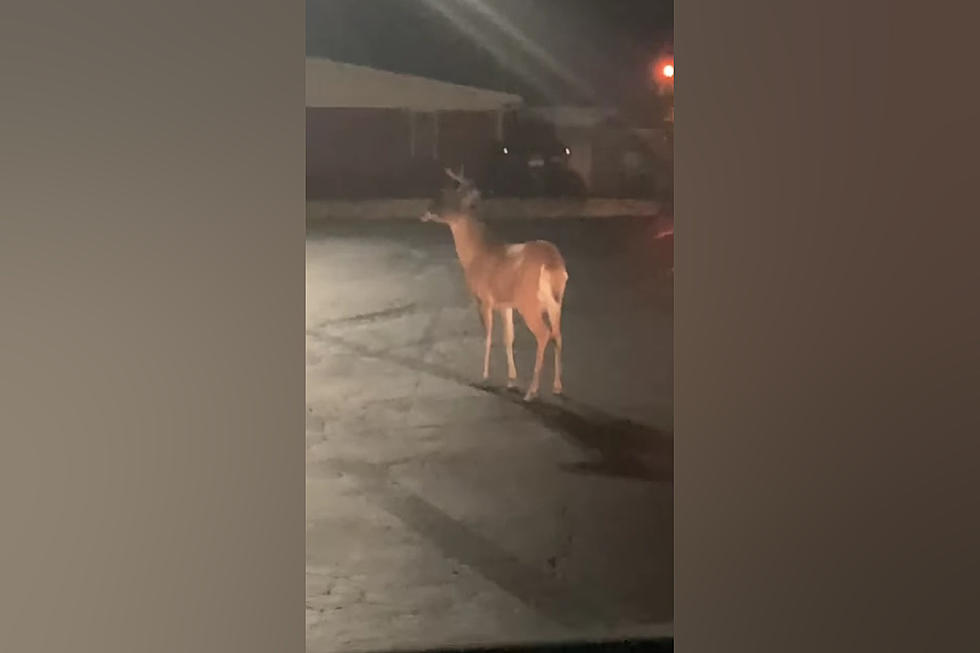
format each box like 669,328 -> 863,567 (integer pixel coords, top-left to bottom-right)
316,303 -> 418,329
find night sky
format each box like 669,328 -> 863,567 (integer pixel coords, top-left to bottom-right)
307,0 -> 673,116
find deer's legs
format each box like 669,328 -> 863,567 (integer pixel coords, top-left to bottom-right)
552,334 -> 563,395
502,308 -> 518,388
480,302 -> 493,380
521,308 -> 550,401
551,329 -> 563,396
544,302 -> 563,395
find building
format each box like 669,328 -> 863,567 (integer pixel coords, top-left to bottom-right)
306,57 -> 523,199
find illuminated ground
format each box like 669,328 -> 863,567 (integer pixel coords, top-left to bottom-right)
306,217 -> 673,652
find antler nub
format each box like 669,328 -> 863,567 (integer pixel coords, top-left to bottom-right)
444,166 -> 467,184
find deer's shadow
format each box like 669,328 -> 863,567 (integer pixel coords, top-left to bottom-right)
474,384 -> 673,484
316,331 -> 672,484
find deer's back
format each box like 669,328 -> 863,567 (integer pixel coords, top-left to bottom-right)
466,239 -> 565,307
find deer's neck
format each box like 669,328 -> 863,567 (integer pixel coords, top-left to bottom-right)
448,215 -> 493,270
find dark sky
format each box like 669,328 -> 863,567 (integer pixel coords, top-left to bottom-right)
306,0 -> 673,111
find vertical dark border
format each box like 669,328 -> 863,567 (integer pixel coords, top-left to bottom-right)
676,1 -> 980,651
1,1 -> 305,651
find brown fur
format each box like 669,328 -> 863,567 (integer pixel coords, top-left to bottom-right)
422,169 -> 569,400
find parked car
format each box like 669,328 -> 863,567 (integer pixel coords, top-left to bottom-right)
481,117 -> 587,198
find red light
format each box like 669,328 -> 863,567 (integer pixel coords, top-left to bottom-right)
651,56 -> 675,89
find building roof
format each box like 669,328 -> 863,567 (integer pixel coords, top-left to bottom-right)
306,57 -> 523,111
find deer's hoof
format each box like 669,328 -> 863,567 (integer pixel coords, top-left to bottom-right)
523,390 -> 537,402
507,379 -> 519,389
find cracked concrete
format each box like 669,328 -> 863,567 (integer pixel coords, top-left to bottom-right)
306,217 -> 673,652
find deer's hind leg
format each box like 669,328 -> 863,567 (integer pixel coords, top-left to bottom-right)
518,305 -> 551,402
544,300 -> 563,396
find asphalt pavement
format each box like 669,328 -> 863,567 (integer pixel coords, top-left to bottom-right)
306,216 -> 674,652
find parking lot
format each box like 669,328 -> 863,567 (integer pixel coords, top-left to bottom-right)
306,216 -> 673,652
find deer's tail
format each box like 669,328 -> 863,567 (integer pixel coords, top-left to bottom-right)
538,263 -> 567,303
538,263 -> 568,337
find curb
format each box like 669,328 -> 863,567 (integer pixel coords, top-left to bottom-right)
307,198 -> 663,222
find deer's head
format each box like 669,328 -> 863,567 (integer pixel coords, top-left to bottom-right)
421,166 -> 481,224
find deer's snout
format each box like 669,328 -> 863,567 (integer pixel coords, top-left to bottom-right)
421,203 -> 440,222
421,197 -> 444,222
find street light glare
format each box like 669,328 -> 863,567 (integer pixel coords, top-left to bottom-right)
663,64 -> 674,78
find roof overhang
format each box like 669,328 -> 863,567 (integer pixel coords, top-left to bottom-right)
306,57 -> 523,112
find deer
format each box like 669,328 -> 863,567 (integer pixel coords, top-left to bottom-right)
421,166 -> 569,402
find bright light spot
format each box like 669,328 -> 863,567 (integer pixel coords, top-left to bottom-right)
502,146 -> 509,154
663,64 -> 674,78
564,147 -> 571,155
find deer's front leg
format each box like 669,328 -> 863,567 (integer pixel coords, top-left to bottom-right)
502,308 -> 518,389
480,302 -> 493,380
